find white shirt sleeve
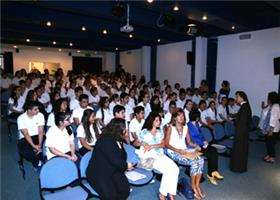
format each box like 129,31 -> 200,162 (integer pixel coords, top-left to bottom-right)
45,128 -> 56,148
76,125 -> 85,138
36,113 -> 45,127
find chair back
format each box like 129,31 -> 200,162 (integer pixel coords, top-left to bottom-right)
40,157 -> 78,189
123,143 -> 139,165
200,127 -> 213,142
213,123 -> 225,141
79,151 -> 92,178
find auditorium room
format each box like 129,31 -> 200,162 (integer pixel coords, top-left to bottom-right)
1,1 -> 279,200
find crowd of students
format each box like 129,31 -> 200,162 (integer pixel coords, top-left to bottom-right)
1,67 -> 279,200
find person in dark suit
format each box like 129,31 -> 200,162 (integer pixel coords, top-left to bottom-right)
230,91 -> 252,173
86,118 -> 133,200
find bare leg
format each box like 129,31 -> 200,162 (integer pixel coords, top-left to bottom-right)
195,174 -> 205,198
158,193 -> 166,200
191,175 -> 201,200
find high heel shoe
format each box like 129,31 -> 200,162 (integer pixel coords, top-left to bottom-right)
211,171 -> 224,180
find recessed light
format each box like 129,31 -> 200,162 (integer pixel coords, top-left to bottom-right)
52,41 -> 56,45
81,26 -> 86,31
37,47 -> 41,50
26,39 -> 30,42
129,34 -> 133,38
173,5 -> 179,11
46,21 -> 52,27
77,50 -> 81,53
69,42 -> 73,46
58,49 -> 62,52
94,51 -> 98,54
102,29 -> 108,35
13,45 -> 17,48
232,26 -> 236,30
115,47 -> 118,51
202,15 -> 207,21
147,0 -> 154,3
157,38 -> 161,42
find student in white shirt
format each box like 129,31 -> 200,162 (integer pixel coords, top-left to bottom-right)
77,109 -> 101,156
109,94 -> 120,115
217,97 -> 229,122
183,99 -> 193,124
72,94 -> 92,125
163,92 -> 177,113
45,112 -> 77,161
176,88 -> 186,109
17,101 -> 45,168
137,92 -> 151,119
227,98 -> 240,118
162,101 -> 177,128
128,88 -> 137,108
263,92 -> 280,163
204,100 -> 219,130
70,86 -> 83,111
8,86 -> 24,119
65,81 -> 76,100
198,100 -> 208,127
119,92 -> 133,122
192,88 -> 201,106
96,96 -> 113,127
47,98 -> 69,128
89,87 -> 100,106
129,106 -> 145,147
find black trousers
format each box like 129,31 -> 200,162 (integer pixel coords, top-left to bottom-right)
201,145 -> 218,176
18,135 -> 43,168
265,132 -> 278,157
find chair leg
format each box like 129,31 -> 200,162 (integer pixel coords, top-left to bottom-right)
18,154 -> 26,180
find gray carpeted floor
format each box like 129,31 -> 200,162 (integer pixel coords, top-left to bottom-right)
1,120 -> 279,200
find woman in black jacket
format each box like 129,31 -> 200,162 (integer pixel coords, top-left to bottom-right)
86,118 -> 133,200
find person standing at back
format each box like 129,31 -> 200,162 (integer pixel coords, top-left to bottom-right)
230,91 -> 252,173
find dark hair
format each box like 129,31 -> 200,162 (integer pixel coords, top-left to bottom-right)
142,112 -> 161,131
179,88 -> 186,95
25,90 -> 37,102
74,86 -> 83,93
189,109 -> 201,121
110,93 -> 119,102
52,98 -> 68,114
113,105 -> 125,116
10,86 -> 21,106
150,95 -> 161,114
169,100 -> 176,107
183,99 -> 193,109
99,97 -> 109,122
134,106 -> 144,114
81,109 -> 100,142
101,118 -> 126,142
24,100 -> 39,111
54,112 -> 70,127
198,100 -> 207,107
171,108 -> 185,126
268,91 -> 279,105
120,92 -> 129,100
79,94 -> 89,102
236,91 -> 248,102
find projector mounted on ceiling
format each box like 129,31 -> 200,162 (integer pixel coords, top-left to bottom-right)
120,4 -> 134,33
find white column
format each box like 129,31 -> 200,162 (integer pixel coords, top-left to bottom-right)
195,37 -> 207,87
141,46 -> 151,82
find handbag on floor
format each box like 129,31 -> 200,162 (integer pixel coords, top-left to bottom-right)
177,177 -> 194,200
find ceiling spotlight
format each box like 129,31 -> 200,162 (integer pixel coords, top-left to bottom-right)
147,0 -> 154,3
81,26 -> 86,31
69,42 -> 73,46
173,5 -> 179,12
13,45 -> 17,48
202,15 -> 208,21
26,39 -> 30,42
157,38 -> 161,42
58,49 -> 62,52
115,47 -> 118,51
231,26 -> 236,30
129,34 -> 133,38
102,29 -> 108,35
94,51 -> 98,54
77,50 -> 81,53
37,47 -> 41,50
46,21 -> 52,27
52,41 -> 56,45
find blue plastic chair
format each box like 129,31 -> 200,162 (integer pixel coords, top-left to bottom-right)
123,143 -> 139,165
39,157 -> 89,200
79,151 -> 99,197
213,123 -> 226,141
224,121 -> 235,137
251,115 -> 260,130
200,127 -> 213,142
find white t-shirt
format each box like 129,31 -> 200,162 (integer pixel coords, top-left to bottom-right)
76,124 -> 98,148
45,126 -> 74,159
205,108 -> 217,121
162,112 -> 172,127
217,104 -> 228,122
67,88 -> 75,100
124,104 -> 133,122
38,91 -> 50,104
8,96 -> 24,115
17,112 -> 45,140
184,109 -> 190,124
137,102 -> 151,119
89,94 -> 100,104
96,108 -> 113,126
72,106 -> 93,124
70,98 -> 80,111
47,112 -> 55,127
199,109 -> 208,125
129,118 -> 145,140
176,99 -> 185,109
109,101 -> 118,115
163,100 -> 170,112
192,95 -> 201,105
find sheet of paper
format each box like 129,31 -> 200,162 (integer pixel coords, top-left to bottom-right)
125,170 -> 147,181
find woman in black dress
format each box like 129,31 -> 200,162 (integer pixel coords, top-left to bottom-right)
230,91 -> 252,173
86,118 -> 133,200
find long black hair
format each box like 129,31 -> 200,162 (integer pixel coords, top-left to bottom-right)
81,109 -> 100,142
142,112 -> 162,131
99,97 -> 109,123
101,118 -> 126,142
